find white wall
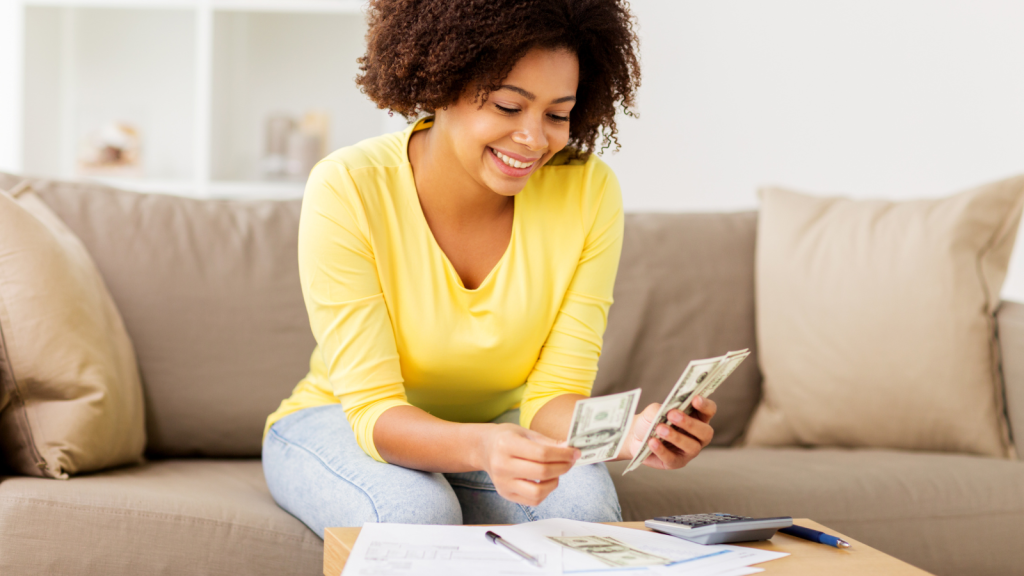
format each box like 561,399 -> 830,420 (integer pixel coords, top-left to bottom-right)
600,0 -> 1024,297
0,0 -> 23,174
2,1 -> 1023,296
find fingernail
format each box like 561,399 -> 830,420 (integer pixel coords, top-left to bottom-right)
658,426 -> 669,437
694,396 -> 702,407
669,412 -> 683,424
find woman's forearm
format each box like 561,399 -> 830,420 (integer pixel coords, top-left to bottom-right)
528,393 -> 586,443
373,405 -> 492,472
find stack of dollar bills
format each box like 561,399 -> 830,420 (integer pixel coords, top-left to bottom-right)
564,349 -> 750,474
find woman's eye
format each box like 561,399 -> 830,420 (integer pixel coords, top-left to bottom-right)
549,114 -> 569,123
495,104 -> 519,115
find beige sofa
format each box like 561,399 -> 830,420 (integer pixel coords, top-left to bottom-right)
1,173 -> 1022,576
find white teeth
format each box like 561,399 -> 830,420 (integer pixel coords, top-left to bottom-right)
493,148 -> 534,170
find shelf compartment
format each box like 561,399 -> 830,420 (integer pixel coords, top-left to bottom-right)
23,0 -> 365,13
22,5 -> 197,180
210,9 -> 382,182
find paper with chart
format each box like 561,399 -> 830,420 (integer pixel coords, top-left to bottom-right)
623,349 -> 750,475
340,523 -> 559,575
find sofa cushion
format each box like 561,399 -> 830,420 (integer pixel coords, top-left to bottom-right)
3,174 -> 317,457
609,448 -> 1024,576
0,181 -> 145,478
595,212 -> 761,446
747,177 -> 1024,457
0,459 -> 322,576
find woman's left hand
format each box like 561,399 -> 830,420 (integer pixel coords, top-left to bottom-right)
623,395 -> 717,470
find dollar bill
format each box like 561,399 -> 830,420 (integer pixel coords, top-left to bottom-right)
622,349 -> 750,475
565,388 -> 641,466
548,535 -> 670,568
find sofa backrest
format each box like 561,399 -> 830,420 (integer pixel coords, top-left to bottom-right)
26,178 -> 316,457
593,212 -> 761,446
6,173 -> 763,456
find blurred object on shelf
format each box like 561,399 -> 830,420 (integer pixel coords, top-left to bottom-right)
78,122 -> 142,177
263,114 -> 294,178
263,110 -> 330,180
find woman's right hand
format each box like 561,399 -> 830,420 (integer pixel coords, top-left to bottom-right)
479,423 -> 580,507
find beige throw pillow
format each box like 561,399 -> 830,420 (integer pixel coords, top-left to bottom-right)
746,175 -> 1024,458
0,181 -> 145,478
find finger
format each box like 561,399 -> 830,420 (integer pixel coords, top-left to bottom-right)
667,409 -> 714,447
508,432 -> 577,464
522,428 -> 562,446
508,459 -> 574,482
641,437 -> 670,469
690,396 -> 717,423
509,477 -> 559,506
631,403 -> 659,440
655,423 -> 702,460
647,436 -> 686,469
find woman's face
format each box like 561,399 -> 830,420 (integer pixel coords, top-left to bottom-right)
438,47 -> 579,197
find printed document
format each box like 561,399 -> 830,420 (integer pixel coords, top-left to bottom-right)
340,519 -> 786,576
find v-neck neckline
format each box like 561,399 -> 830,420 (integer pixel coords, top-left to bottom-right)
402,117 -> 518,294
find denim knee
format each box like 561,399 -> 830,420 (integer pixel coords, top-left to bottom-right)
262,419 -> 463,531
535,462 -> 622,522
372,476 -> 464,525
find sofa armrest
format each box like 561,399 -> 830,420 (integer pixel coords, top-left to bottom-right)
997,301 -> 1024,447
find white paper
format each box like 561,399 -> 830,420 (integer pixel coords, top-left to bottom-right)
498,519 -> 787,574
341,520 -> 786,576
341,523 -> 559,576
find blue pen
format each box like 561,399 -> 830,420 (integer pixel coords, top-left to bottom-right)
779,525 -> 851,548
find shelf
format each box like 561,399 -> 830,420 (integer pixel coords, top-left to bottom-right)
16,1 -> 382,199
22,6 -> 197,180
212,0 -> 364,14
22,0 -> 365,13
23,0 -> 199,9
210,10 -> 376,181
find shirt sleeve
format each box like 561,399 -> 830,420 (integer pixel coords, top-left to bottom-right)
297,160 -> 411,462
519,160 -> 626,429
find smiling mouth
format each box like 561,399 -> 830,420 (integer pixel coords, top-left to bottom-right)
490,147 -> 539,169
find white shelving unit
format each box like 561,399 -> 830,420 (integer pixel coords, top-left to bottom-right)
10,0 -> 405,199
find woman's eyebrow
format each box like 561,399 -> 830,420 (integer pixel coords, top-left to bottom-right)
498,85 -> 576,104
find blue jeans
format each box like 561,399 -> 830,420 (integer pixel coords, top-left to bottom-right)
262,404 -> 622,538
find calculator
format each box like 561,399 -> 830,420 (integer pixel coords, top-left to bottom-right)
645,513 -> 793,545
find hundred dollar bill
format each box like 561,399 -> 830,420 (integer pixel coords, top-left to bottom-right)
548,535 -> 670,568
622,349 -> 750,475
565,389 -> 641,466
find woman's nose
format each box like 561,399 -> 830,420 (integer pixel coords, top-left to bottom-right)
511,115 -> 548,152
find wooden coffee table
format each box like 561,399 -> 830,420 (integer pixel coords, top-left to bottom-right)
324,519 -> 933,575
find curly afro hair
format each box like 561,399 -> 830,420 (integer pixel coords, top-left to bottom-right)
356,0 -> 641,156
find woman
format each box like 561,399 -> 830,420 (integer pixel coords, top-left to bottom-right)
262,0 -> 718,535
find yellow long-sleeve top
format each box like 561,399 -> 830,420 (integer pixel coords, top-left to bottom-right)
265,118 -> 624,462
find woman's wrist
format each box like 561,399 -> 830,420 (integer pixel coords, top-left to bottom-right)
465,422 -> 495,472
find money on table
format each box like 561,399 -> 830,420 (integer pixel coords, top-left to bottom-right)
565,388 -> 641,466
622,349 -> 750,475
547,535 -> 670,568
